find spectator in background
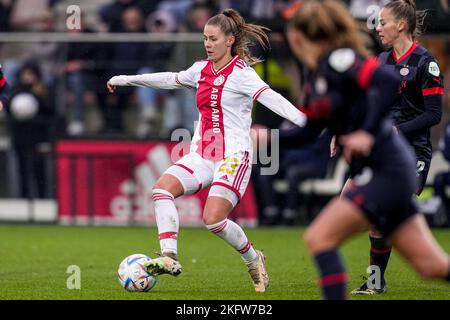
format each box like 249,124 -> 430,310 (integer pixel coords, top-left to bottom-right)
0,0 -> 12,32
219,0 -> 291,27
157,0 -> 194,27
164,1 -> 214,136
63,16 -> 98,136
262,131 -> 331,226
8,0 -> 59,31
27,10 -> 62,87
135,9 -> 178,138
102,6 -> 149,133
98,0 -> 161,33
4,62 -> 55,198
2,8 -> 62,88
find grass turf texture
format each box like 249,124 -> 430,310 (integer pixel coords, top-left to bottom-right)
0,224 -> 449,300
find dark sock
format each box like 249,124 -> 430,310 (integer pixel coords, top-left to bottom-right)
369,236 -> 392,283
314,249 -> 348,300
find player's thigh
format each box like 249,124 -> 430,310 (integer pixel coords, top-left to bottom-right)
390,214 -> 449,278
304,197 -> 369,254
162,152 -> 214,195
153,173 -> 185,198
203,151 -> 251,224
211,151 -> 251,204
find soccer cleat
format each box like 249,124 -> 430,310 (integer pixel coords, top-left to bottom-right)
246,250 -> 269,293
144,254 -> 182,277
350,278 -> 387,295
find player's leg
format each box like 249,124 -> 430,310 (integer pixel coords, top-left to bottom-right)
352,159 -> 430,294
351,226 -> 391,295
304,197 -> 369,300
345,174 -> 391,295
389,214 -> 450,281
204,151 -> 268,292
203,193 -> 268,292
145,173 -> 184,276
147,153 -> 213,276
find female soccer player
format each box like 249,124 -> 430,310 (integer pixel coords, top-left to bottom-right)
281,0 -> 449,300
350,0 -> 444,295
107,8 -> 306,293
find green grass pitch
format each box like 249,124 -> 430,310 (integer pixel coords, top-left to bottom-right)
0,224 -> 449,300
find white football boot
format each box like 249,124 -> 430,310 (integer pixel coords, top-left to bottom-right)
144,253 -> 182,276
246,250 -> 269,292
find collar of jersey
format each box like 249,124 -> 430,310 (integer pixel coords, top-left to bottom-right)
211,55 -> 239,75
392,42 -> 418,64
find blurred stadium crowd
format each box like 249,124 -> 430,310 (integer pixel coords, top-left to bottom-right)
0,0 -> 449,226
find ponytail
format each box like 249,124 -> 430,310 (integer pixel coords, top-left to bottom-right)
206,8 -> 270,65
385,0 -> 428,39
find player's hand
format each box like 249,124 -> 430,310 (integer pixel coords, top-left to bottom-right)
107,81 -> 116,93
330,135 -> 337,158
393,126 -> 398,134
339,130 -> 374,163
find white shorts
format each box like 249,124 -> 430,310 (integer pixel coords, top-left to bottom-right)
164,151 -> 252,207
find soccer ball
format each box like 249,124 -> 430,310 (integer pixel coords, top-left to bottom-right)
118,254 -> 157,292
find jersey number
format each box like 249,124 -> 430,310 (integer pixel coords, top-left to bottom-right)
218,157 -> 239,175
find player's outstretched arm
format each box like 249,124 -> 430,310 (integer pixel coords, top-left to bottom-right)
107,72 -> 188,93
256,88 -> 306,128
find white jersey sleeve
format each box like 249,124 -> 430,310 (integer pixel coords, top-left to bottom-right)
240,67 -> 306,127
257,89 -> 306,127
175,61 -> 202,88
108,61 -> 204,90
109,72 -> 180,89
239,67 -> 271,99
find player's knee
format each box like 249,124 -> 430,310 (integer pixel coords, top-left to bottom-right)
304,227 -> 337,254
412,259 -> 448,280
304,228 -> 320,253
152,175 -> 183,197
203,209 -> 225,225
153,176 -> 171,191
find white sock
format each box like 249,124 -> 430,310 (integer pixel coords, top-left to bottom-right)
206,219 -> 258,263
152,189 -> 179,257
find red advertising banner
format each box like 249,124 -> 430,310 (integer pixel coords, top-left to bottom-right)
56,140 -> 258,226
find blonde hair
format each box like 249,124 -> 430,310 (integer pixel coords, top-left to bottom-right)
206,8 -> 270,66
289,0 -> 369,58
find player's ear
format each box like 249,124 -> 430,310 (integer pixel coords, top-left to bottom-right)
226,35 -> 235,47
397,19 -> 407,33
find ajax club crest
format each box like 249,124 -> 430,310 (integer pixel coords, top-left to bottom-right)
214,75 -> 225,86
